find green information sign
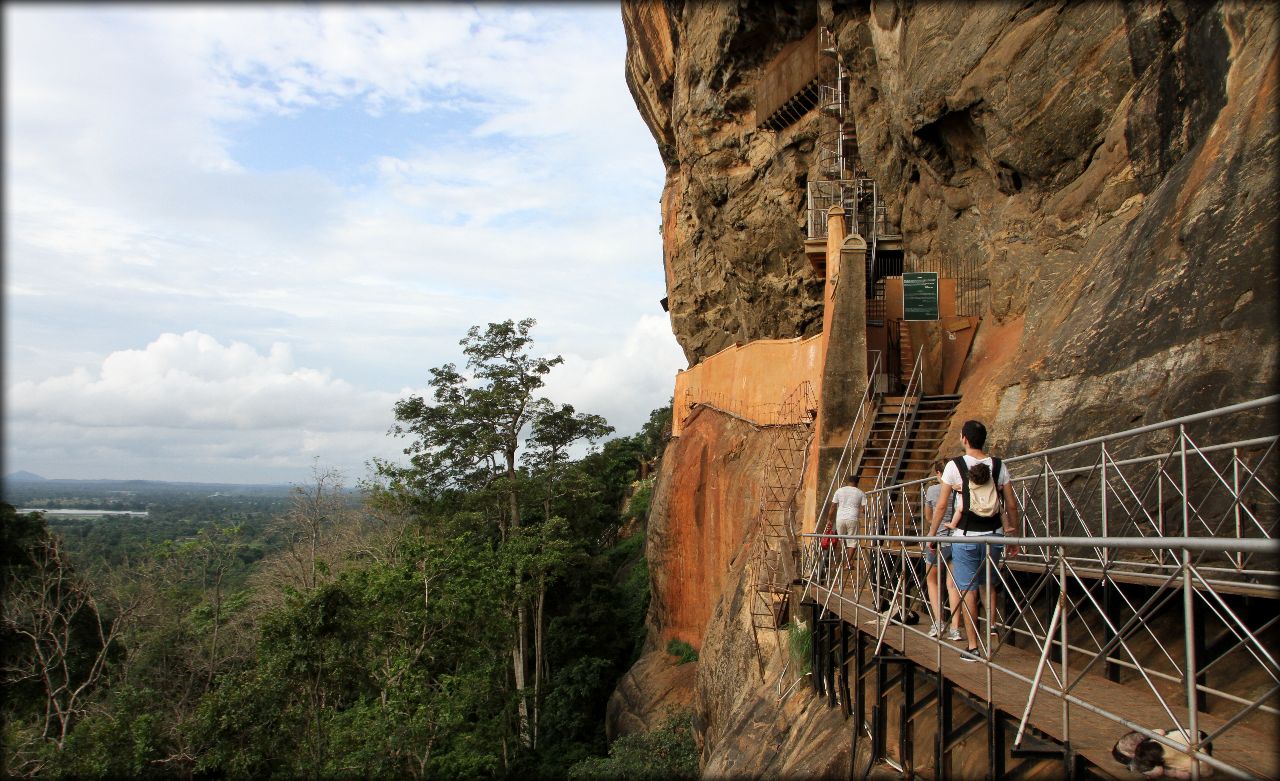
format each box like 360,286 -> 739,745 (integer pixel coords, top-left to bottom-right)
903,272 -> 939,321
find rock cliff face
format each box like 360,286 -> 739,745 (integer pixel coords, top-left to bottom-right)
618,0 -> 1277,775
608,407 -> 860,775
626,0 -> 1277,448
624,2 -> 830,365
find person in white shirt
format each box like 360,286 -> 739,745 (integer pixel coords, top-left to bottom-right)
826,474 -> 867,569
926,420 -> 1021,662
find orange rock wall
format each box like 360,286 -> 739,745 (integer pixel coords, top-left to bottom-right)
671,335 -> 821,436
646,408 -> 780,653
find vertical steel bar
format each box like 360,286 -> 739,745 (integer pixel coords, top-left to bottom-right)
1101,442 -> 1110,568
855,627 -> 866,745
840,620 -> 853,718
1059,546 -> 1071,747
985,537 -> 993,652
826,617 -> 838,709
937,675 -> 948,778
1193,597 -> 1208,713
1104,581 -> 1120,683
1044,455 -> 1051,550
873,657 -> 886,762
1233,448 -> 1243,570
1180,424 -> 1202,781
1158,466 -> 1166,568
903,666 -> 915,779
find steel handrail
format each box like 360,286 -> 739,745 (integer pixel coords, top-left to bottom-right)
797,396 -> 1279,780
872,348 -> 922,496
1002,395 -> 1279,466
816,351 -> 883,525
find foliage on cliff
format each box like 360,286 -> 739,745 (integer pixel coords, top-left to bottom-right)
567,708 -> 698,781
0,320 -> 671,779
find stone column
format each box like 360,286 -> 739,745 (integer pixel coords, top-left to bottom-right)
805,206 -> 849,530
814,227 -> 868,519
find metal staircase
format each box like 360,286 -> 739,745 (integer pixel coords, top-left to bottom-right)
899,394 -> 962,481
806,27 -> 900,306
851,388 -> 962,489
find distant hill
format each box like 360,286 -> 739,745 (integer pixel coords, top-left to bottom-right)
2,475 -> 301,499
5,471 -> 47,482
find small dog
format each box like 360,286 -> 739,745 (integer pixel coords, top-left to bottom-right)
1112,728 -> 1214,778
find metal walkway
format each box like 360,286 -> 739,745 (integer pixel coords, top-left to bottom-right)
798,395 -> 1279,779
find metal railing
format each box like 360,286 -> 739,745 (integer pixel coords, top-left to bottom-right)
816,351 -> 883,526
799,395 -> 1280,780
906,249 -> 988,317
679,386 -> 818,430
869,349 -> 923,499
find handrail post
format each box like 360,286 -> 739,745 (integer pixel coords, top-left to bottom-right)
1059,546 -> 1071,749
1233,448 -> 1242,571
1180,424 -> 1203,778
1100,442 -> 1118,682
1042,455 -> 1051,560
1157,465 -> 1166,568
1100,442 -> 1109,568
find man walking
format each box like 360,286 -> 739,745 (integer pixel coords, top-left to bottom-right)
926,420 -> 1021,661
827,474 -> 867,570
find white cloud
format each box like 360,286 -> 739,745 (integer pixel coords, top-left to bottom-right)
3,4 -> 674,482
8,331 -> 401,431
5,331 -> 409,483
542,314 -> 686,437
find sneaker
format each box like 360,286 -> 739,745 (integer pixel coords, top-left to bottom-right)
960,647 -> 984,663
927,622 -> 944,638
947,627 -> 963,641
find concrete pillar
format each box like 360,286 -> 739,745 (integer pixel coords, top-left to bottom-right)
815,206 -> 846,403
806,207 -> 849,530
815,230 -> 869,515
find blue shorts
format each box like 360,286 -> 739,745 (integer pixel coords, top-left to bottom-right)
950,532 -> 1003,592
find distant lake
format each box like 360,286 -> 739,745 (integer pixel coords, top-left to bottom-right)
19,508 -> 149,518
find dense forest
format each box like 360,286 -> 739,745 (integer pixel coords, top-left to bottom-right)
0,319 -> 695,779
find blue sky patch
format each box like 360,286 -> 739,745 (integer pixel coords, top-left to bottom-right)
226,101 -> 480,185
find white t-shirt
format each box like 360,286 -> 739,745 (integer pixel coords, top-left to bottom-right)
941,455 -> 1010,491
832,485 -> 867,523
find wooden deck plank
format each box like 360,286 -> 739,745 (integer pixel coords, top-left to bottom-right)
809,582 -> 1279,780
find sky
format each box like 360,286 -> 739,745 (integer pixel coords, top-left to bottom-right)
3,2 -> 686,485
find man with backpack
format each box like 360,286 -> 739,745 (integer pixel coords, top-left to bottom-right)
925,420 -> 1021,662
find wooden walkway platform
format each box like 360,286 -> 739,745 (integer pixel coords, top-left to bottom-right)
808,581 -> 1280,780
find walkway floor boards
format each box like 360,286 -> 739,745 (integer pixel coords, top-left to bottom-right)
809,582 -> 1279,780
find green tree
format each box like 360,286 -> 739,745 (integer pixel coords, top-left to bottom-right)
384,318 -> 565,748
386,318 -> 563,538
189,528 -> 514,779
524,403 -> 614,524
1,511 -> 147,770
503,517 -> 584,750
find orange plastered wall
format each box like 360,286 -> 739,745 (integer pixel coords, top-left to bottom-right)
671,335 -> 823,436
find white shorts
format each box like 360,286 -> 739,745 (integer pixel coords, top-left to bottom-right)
836,517 -> 857,537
